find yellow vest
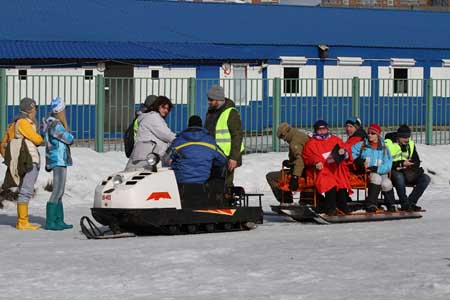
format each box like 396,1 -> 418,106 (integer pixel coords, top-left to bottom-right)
215,107 -> 244,156
385,139 -> 415,162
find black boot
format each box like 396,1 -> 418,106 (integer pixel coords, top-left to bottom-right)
323,188 -> 337,216
336,189 -> 351,214
383,190 -> 397,212
366,183 -> 381,213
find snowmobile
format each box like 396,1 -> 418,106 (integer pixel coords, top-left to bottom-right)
271,168 -> 424,224
80,150 -> 263,239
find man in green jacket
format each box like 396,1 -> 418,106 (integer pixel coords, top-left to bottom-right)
266,122 -> 310,204
204,85 -> 244,189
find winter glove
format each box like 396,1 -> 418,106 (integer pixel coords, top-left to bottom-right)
367,166 -> 378,173
331,144 -> 345,164
289,176 -> 299,191
282,159 -> 294,168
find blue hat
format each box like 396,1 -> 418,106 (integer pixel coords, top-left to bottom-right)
50,97 -> 65,114
313,119 -> 328,131
345,117 -> 361,128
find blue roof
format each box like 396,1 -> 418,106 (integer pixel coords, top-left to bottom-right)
1,0 -> 450,61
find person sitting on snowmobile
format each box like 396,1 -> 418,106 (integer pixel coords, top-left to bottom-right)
351,123 -> 396,212
266,122 -> 309,205
170,115 -> 227,184
302,120 -> 352,215
126,96 -> 176,170
170,115 -> 227,207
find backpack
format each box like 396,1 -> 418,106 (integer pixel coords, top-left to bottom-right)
124,117 -> 138,158
1,123 -> 15,159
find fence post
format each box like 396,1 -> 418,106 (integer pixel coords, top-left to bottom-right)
272,78 -> 281,152
425,78 -> 433,145
352,77 -> 360,118
95,74 -> 105,152
0,69 -> 6,139
187,77 -> 196,117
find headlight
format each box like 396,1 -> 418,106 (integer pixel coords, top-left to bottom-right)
146,153 -> 160,166
112,174 -> 124,186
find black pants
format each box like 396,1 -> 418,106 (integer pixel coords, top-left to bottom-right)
321,187 -> 349,215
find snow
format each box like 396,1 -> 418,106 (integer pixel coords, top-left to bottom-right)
1,145 -> 450,300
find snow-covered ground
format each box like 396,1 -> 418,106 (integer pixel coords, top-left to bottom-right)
1,145 -> 449,300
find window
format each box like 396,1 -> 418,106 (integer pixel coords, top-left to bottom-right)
84,70 -> 94,80
233,65 -> 247,103
151,70 -> 159,79
18,70 -> 27,81
394,68 -> 408,94
284,67 -> 299,94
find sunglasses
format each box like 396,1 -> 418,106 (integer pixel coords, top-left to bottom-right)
368,132 -> 378,135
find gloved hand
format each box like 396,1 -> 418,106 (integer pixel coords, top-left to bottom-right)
282,160 -> 293,168
289,176 -> 299,191
367,166 -> 378,173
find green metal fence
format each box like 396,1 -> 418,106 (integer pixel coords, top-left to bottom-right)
1,72 -> 450,154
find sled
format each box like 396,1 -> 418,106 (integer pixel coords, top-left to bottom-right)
271,204 -> 423,224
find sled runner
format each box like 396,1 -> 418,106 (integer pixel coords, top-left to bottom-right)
271,204 -> 423,224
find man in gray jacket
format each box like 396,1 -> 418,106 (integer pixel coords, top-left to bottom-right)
126,96 -> 176,170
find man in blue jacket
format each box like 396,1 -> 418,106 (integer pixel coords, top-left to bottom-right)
170,115 -> 227,184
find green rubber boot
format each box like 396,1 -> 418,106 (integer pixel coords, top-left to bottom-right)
45,202 -> 64,230
56,202 -> 73,230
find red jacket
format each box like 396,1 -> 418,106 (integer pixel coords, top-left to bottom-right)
302,135 -> 352,194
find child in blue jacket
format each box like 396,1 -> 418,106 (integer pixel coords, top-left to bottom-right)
43,97 -> 74,230
352,124 -> 396,212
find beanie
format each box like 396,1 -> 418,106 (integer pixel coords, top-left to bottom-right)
188,115 -> 202,127
207,85 -> 225,101
313,119 -> 328,131
19,97 -> 37,113
368,123 -> 382,136
345,117 -> 361,128
50,97 -> 66,114
277,122 -> 291,138
397,124 -> 411,138
143,95 -> 157,109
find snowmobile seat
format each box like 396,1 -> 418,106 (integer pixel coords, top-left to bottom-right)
178,183 -> 209,208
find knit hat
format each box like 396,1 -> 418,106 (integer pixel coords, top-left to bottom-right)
277,122 -> 291,138
19,97 -> 37,113
313,119 -> 328,131
50,96 -> 65,114
397,124 -> 411,138
207,85 -> 225,101
345,117 -> 361,128
143,95 -> 157,109
188,115 -> 202,127
368,123 -> 382,136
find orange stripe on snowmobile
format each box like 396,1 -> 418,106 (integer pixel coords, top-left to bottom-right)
146,192 -> 172,201
192,209 -> 236,216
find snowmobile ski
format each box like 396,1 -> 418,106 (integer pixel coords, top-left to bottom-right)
80,216 -> 136,239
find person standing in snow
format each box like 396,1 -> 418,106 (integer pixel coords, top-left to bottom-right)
43,97 -> 74,230
351,124 -> 396,212
266,122 -> 309,204
126,96 -> 176,170
204,85 -> 244,190
302,120 -> 352,215
6,98 -> 43,230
